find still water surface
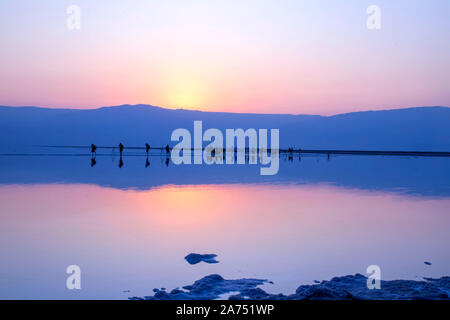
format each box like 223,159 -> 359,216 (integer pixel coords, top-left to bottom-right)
0,155 -> 449,299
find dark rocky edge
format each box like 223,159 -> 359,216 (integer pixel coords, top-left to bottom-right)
184,253 -> 219,265
129,273 -> 450,300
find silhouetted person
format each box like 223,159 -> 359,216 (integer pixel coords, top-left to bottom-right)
165,157 -> 169,167
145,143 -> 151,155
90,156 -> 96,167
165,144 -> 170,154
91,144 -> 97,155
119,143 -> 124,155
145,157 -> 150,168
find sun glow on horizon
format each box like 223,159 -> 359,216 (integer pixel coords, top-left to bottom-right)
164,78 -> 209,110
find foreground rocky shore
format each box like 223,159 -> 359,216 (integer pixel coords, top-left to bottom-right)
129,273 -> 450,300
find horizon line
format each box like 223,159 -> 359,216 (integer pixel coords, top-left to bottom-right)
0,103 -> 448,118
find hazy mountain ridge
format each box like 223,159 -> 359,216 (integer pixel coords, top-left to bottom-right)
0,105 -> 449,152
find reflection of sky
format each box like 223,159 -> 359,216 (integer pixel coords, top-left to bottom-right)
1,183 -> 449,299
0,0 -> 449,114
1,155 -> 449,198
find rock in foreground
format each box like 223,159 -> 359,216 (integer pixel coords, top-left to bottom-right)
130,274 -> 450,300
184,253 -> 219,265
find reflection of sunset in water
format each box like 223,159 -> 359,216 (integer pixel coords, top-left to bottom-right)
0,183 -> 449,299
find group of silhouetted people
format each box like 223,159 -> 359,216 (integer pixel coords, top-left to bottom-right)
89,142 -> 171,168
87,143 -> 319,168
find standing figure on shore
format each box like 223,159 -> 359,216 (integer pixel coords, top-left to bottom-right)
165,144 -> 170,155
90,144 -> 97,155
288,148 -> 293,162
90,144 -> 97,167
119,143 -> 124,156
145,143 -> 151,156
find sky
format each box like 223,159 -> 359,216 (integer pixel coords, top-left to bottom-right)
0,0 -> 449,115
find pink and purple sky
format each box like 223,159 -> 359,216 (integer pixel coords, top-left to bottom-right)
0,0 -> 449,115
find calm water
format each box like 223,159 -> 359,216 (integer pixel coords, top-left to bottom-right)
0,154 -> 449,299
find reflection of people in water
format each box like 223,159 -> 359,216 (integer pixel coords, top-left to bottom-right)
90,156 -> 96,167
165,144 -> 170,154
165,157 -> 169,167
145,143 -> 151,155
145,156 -> 150,168
119,155 -> 124,168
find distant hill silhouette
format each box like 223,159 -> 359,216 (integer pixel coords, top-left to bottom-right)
0,104 -> 449,152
